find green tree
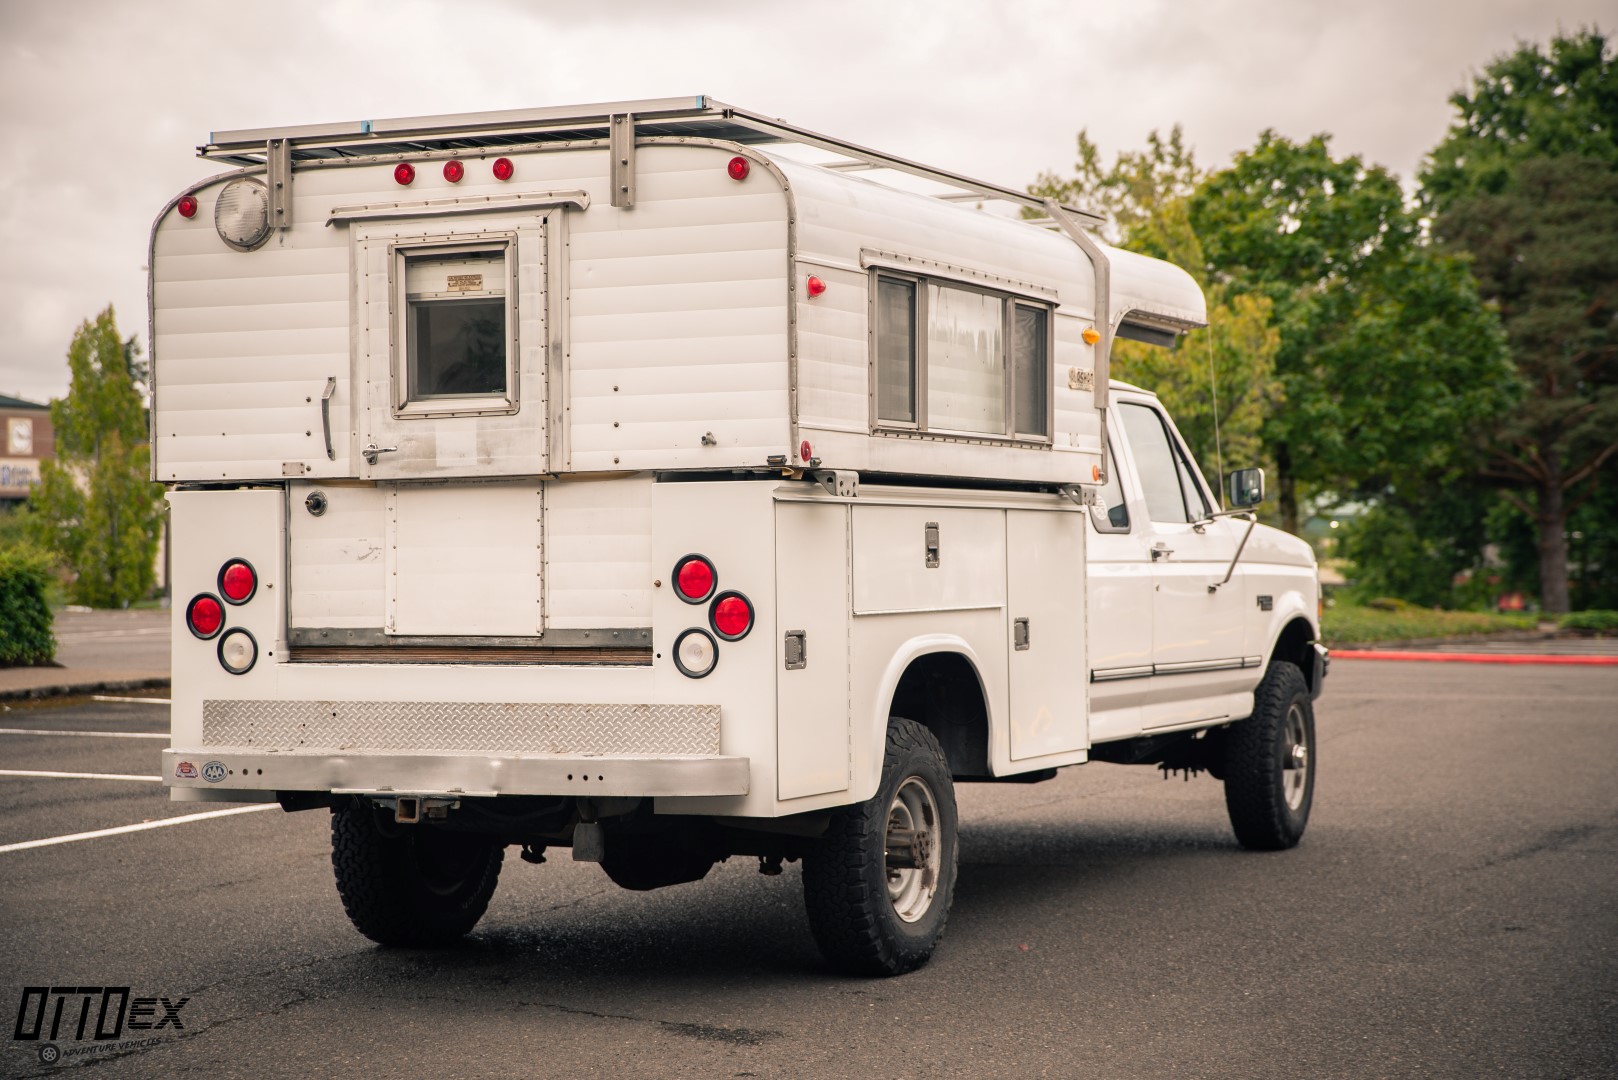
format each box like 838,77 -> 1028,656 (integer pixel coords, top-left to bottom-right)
1421,30 -> 1618,613
29,306 -> 163,608
1189,132 -> 1516,534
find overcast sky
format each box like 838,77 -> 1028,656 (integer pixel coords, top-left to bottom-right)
0,0 -> 1607,403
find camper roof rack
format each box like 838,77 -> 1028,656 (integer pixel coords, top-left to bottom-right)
201,95 -> 1102,226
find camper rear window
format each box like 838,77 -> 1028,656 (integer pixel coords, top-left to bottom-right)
398,244 -> 514,411
871,271 -> 1051,442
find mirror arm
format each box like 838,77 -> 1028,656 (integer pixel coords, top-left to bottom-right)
1208,512 -> 1257,593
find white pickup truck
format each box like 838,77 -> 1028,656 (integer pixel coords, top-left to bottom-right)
152,98 -> 1324,977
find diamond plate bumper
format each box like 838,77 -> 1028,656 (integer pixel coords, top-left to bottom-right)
163,746 -> 750,798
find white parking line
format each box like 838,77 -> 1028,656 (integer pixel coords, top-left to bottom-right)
0,727 -> 168,740
0,804 -> 278,854
0,769 -> 162,782
91,695 -> 172,705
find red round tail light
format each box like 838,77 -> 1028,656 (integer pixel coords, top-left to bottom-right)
443,159 -> 465,183
394,162 -> 416,186
492,157 -> 515,181
673,555 -> 717,604
176,195 -> 198,218
727,156 -> 750,181
806,276 -> 827,298
218,559 -> 257,604
710,592 -> 753,641
186,594 -> 224,640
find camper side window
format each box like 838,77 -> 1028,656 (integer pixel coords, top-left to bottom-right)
871,271 -> 1051,442
395,241 -> 516,415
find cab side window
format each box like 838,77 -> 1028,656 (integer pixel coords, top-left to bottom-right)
1118,402 -> 1209,524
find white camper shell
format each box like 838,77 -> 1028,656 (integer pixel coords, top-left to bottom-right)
152,99 -> 1311,977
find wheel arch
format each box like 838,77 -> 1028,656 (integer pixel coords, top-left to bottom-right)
874,636 -> 995,781
1267,615 -> 1321,696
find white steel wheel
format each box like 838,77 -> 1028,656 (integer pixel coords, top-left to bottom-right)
885,776 -> 941,923
802,717 -> 959,976
1282,702 -> 1310,812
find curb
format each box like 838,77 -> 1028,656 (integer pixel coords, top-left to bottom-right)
0,677 -> 172,703
1332,650 -> 1618,666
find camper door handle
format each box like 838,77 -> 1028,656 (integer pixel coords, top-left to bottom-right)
1151,543 -> 1173,561
320,377 -> 337,461
362,443 -> 398,465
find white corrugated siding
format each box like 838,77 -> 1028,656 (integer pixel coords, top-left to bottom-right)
566,146 -> 790,471
544,475 -> 653,629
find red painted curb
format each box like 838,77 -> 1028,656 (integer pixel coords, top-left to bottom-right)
1332,650 -> 1618,666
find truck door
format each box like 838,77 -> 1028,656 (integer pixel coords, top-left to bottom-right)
352,215 -> 551,480
1114,402 -> 1251,731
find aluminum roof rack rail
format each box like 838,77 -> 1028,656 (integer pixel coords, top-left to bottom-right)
201,95 -> 1101,226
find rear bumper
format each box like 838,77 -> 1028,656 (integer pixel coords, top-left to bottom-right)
163,746 -> 750,800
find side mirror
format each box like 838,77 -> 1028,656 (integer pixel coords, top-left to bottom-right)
1226,467 -> 1264,508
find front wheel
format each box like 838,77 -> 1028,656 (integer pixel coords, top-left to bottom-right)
1222,661 -> 1315,850
331,802 -> 504,946
802,717 -> 959,976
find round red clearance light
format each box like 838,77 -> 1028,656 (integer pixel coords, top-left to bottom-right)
443,159 -> 465,183
727,156 -> 750,181
673,554 -> 717,605
394,162 -> 416,186
218,558 -> 257,605
492,157 -> 515,181
710,592 -> 754,641
186,594 -> 224,640
799,440 -> 813,462
176,195 -> 198,219
806,276 -> 827,298
217,628 -> 258,675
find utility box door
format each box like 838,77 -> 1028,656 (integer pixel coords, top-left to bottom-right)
354,216 -> 549,480
1006,509 -> 1087,760
775,500 -> 851,801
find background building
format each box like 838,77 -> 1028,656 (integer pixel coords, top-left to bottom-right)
0,394 -> 52,502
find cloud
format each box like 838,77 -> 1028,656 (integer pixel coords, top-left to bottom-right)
0,0 -> 1608,401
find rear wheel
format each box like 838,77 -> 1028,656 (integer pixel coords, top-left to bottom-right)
802,718 -> 959,976
1222,661 -> 1315,850
331,802 -> 504,946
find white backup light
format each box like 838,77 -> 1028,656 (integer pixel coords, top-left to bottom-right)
217,628 -> 258,675
214,179 -> 271,250
673,628 -> 718,679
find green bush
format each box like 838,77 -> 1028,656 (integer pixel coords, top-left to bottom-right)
0,544 -> 57,666
1560,610 -> 1618,636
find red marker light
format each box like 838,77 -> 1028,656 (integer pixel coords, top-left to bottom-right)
218,559 -> 257,604
674,555 -> 717,604
443,159 -> 465,183
186,594 -> 224,640
492,157 -> 514,181
710,592 -> 754,641
727,156 -> 750,181
394,162 -> 416,186
806,276 -> 827,298
800,440 -> 813,462
176,195 -> 198,218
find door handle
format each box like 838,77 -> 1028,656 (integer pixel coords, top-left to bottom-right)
320,377 -> 337,461
1151,543 -> 1173,561
362,443 -> 398,465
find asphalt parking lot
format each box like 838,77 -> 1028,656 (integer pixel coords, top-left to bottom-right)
2,661 -> 1615,1079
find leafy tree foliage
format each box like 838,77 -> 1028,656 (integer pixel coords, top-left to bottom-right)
29,306 -> 163,608
1189,132 -> 1515,534
1423,31 -> 1618,613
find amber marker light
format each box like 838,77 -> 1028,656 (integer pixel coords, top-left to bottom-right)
1082,327 -> 1101,345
